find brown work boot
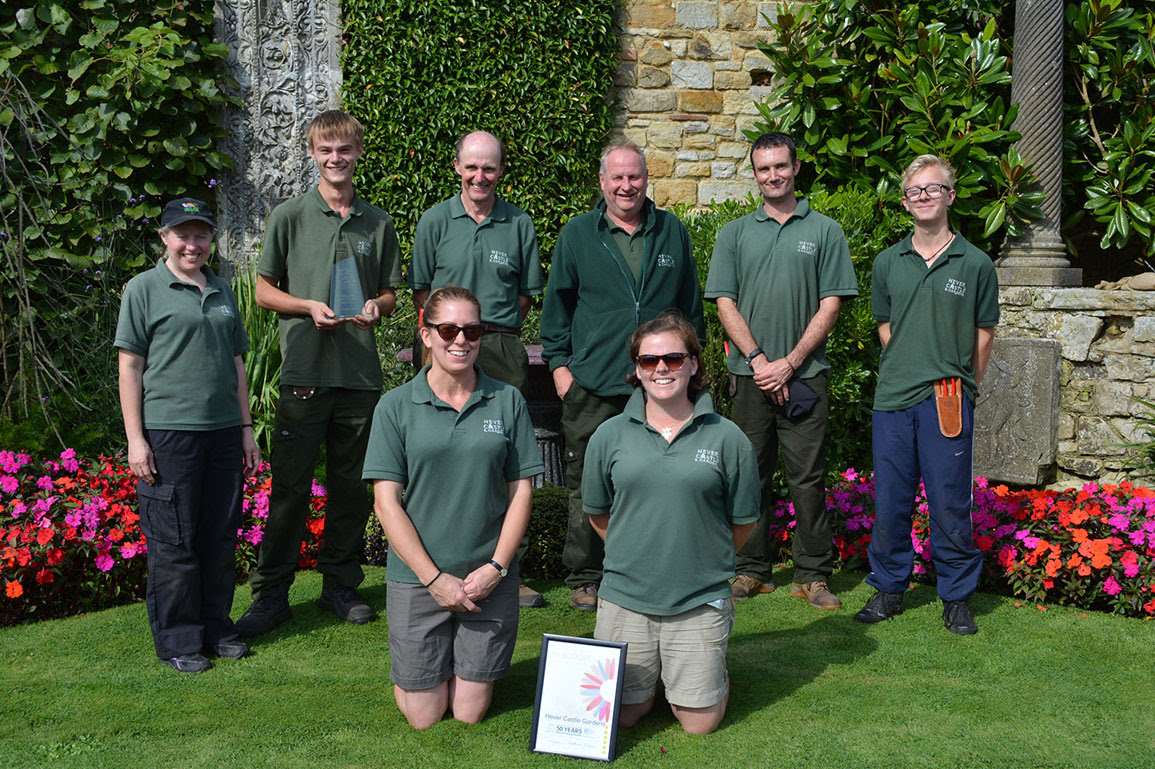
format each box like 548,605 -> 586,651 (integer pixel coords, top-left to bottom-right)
789,580 -> 842,610
730,574 -> 776,600
518,582 -> 546,609
568,583 -> 598,611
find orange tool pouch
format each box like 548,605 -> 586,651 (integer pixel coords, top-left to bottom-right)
934,377 -> 963,438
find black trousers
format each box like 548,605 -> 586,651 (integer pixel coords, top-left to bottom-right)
138,428 -> 244,659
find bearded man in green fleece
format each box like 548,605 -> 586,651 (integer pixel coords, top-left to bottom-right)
540,140 -> 705,612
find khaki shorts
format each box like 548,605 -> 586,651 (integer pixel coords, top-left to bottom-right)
594,597 -> 733,709
386,572 -> 519,690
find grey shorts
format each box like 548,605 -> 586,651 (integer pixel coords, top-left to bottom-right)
386,572 -> 520,690
594,597 -> 733,709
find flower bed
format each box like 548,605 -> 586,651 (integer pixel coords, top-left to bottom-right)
3,451 -> 1153,625
1,450 -> 324,626
769,469 -> 1155,617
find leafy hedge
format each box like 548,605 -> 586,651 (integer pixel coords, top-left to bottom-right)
751,1 -> 1155,278
0,0 -> 232,453
341,0 -> 622,260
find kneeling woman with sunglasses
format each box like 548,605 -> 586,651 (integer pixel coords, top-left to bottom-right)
362,286 -> 542,729
583,310 -> 760,734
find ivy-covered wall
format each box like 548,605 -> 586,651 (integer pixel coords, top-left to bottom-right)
341,0 -> 623,259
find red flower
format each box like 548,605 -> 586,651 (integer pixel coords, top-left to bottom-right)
35,569 -> 54,585
975,534 -> 994,552
5,579 -> 22,599
36,527 -> 53,546
45,548 -> 63,566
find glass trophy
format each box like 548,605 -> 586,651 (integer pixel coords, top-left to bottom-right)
329,242 -> 365,320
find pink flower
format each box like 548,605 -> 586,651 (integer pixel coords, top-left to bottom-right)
244,527 -> 264,546
119,542 -> 140,559
59,448 -> 80,473
311,481 -> 327,497
0,475 -> 17,495
94,553 -> 115,572
1102,576 -> 1122,596
841,468 -> 859,482
1107,513 -> 1131,532
36,475 -> 54,492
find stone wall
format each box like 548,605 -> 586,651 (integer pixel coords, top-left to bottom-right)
998,287 -> 1155,484
614,1 -> 780,206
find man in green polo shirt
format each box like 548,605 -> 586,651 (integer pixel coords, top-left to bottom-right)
410,131 -> 543,390
235,110 -> 402,637
541,140 -> 705,612
854,154 -> 997,636
704,132 -> 859,610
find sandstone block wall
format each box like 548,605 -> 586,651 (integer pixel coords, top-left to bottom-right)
999,287 -> 1155,483
614,1 -> 783,206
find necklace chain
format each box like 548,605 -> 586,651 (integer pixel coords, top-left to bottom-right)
917,233 -> 954,263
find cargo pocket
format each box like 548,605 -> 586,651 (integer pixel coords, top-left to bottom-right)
136,482 -> 181,546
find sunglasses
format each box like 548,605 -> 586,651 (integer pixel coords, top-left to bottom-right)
635,352 -> 691,371
425,323 -> 485,342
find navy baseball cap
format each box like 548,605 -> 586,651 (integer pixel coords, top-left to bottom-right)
161,197 -> 216,228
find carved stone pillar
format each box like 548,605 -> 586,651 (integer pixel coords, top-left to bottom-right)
997,0 -> 1082,287
214,0 -> 343,269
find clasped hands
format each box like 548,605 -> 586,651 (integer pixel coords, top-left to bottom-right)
751,355 -> 795,406
427,565 -> 503,613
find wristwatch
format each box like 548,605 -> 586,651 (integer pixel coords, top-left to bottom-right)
743,347 -> 765,367
488,559 -> 508,578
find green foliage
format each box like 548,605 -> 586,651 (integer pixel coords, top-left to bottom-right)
0,0 -> 233,452
1065,1 -> 1155,265
679,186 -> 909,474
522,484 -> 570,580
751,2 -> 1041,255
232,271 -> 281,455
341,0 -> 621,261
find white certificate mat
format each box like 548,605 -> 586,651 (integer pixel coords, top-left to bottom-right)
529,634 -> 627,762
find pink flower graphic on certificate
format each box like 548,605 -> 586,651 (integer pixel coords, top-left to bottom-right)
579,657 -> 617,722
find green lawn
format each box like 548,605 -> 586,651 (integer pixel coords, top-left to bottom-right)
2,567 -> 1152,769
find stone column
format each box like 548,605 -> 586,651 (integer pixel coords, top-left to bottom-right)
213,0 -> 343,269
996,0 -> 1082,287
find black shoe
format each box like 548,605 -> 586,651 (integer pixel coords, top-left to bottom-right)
208,640 -> 249,659
162,653 -> 213,673
943,600 -> 978,635
318,585 -> 376,624
235,596 -> 292,638
854,591 -> 904,624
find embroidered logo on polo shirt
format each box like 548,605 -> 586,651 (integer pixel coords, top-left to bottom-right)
216,305 -> 234,317
482,419 -> 504,434
355,239 -> 372,257
944,278 -> 967,297
657,253 -> 675,268
695,448 -> 720,466
798,240 -> 818,256
488,250 -> 510,267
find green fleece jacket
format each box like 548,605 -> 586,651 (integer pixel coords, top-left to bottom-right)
541,199 -> 705,396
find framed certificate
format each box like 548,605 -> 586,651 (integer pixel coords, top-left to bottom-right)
529,634 -> 626,762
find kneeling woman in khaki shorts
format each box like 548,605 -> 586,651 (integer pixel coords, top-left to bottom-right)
363,287 -> 543,729
582,311 -> 760,734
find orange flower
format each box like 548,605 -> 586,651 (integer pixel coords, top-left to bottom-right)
1067,554 -> 1084,569
1071,528 -> 1089,543
1045,558 -> 1062,577
5,579 -> 22,599
993,484 -> 1010,497
1068,507 -> 1089,525
1077,564 -> 1092,577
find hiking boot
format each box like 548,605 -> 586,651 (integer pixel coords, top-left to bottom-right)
789,580 -> 842,610
730,574 -> 776,600
943,600 -> 978,635
569,583 -> 598,611
318,585 -> 376,625
519,582 -> 546,609
208,640 -> 249,659
162,653 -> 213,673
854,591 -> 904,624
235,596 -> 292,638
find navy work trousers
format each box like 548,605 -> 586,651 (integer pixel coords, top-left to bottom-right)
868,393 -> 982,601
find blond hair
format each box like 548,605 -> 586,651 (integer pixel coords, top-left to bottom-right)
902,154 -> 956,189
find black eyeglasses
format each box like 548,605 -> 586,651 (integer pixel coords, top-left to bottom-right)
635,352 -> 691,371
425,323 -> 485,342
903,183 -> 952,200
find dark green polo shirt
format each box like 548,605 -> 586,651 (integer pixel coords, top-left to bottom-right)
259,188 -> 402,389
362,367 -> 544,584
605,212 -> 648,285
704,198 -> 859,378
409,195 -> 543,328
114,259 -> 248,430
583,390 -> 760,615
872,233 -> 999,411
